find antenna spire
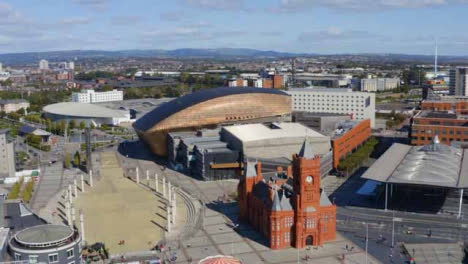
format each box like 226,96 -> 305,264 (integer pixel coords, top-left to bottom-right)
435,38 -> 438,75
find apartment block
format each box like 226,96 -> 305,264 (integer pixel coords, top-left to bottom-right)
72,89 -> 123,103
449,67 -> 468,96
0,130 -> 15,178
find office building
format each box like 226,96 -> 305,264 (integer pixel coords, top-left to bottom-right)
72,89 -> 123,103
449,67 -> 468,96
331,119 -> 371,169
237,141 -> 336,249
68,61 -> 75,70
410,111 -> 468,146
421,100 -> 468,115
38,59 -> 49,70
287,88 -> 375,128
360,78 -> 400,92
0,130 -> 15,178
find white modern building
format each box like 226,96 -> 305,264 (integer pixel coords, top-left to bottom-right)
287,88 -> 376,128
39,59 -> 49,70
361,78 -> 400,92
0,130 -> 15,178
449,67 -> 468,96
72,89 -> 123,103
68,61 -> 75,70
43,102 -> 131,126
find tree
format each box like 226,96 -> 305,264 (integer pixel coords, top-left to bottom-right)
69,120 -> 76,130
90,123 -> 95,129
101,85 -> 114,92
16,108 -> 25,116
79,121 -> 86,130
73,151 -> 81,167
64,153 -> 71,168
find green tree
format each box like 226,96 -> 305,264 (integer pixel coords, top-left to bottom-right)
69,120 -> 76,130
16,108 -> 25,116
79,121 -> 86,130
101,85 -> 114,91
64,153 -> 71,168
73,151 -> 81,167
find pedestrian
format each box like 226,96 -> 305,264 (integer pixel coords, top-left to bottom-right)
346,244 -> 348,251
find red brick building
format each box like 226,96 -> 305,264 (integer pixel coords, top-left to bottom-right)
273,75 -> 283,89
331,119 -> 371,169
421,100 -> 468,115
410,111 -> 468,145
238,141 -> 336,249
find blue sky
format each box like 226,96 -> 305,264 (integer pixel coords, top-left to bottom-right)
0,0 -> 467,55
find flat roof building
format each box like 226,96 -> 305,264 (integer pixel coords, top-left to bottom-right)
410,110 -> 468,146
221,122 -> 333,177
72,89 -> 123,104
0,130 -> 15,178
331,119 -> 371,169
287,88 -> 375,128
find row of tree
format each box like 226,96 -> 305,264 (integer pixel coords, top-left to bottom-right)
337,137 -> 379,175
64,151 -> 82,168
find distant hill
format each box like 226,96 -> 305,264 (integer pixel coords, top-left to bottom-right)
0,48 -> 467,65
0,48 -> 305,64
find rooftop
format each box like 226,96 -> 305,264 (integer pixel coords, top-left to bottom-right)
133,87 -> 289,132
222,122 -> 327,143
288,87 -> 353,93
43,102 -> 128,118
14,224 -> 74,246
416,110 -> 468,121
331,120 -> 360,139
361,139 -> 468,188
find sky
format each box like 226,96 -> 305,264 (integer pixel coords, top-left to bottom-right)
0,0 -> 467,55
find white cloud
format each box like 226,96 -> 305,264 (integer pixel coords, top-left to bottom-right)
298,27 -> 379,42
276,0 -> 467,12
59,17 -> 91,25
183,0 -> 245,10
111,16 -> 141,25
73,0 -> 110,10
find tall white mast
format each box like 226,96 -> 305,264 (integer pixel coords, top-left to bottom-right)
435,39 -> 438,75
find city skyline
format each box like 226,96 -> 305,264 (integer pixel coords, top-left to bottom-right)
0,0 -> 467,55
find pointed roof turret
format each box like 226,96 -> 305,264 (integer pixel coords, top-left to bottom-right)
279,195 -> 293,211
245,161 -> 257,178
271,186 -> 282,211
298,139 -> 315,159
320,189 -> 332,206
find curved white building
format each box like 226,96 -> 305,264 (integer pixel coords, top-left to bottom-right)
43,102 -> 130,126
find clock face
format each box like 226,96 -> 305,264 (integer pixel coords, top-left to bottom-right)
305,176 -> 313,183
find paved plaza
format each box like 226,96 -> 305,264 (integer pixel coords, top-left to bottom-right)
119,151 -> 381,264
73,152 -> 187,254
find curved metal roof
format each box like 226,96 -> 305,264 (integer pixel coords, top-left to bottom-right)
43,102 -> 127,118
362,141 -> 468,188
133,87 -> 289,132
